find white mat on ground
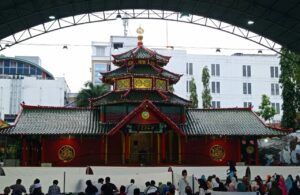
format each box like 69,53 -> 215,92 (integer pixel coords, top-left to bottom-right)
211,192 -> 256,195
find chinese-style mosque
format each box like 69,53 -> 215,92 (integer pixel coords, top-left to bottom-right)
0,27 -> 288,167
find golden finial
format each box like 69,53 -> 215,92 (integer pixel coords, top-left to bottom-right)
137,26 -> 144,46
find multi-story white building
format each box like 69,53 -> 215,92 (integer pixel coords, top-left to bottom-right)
0,56 -> 70,122
91,36 -> 282,121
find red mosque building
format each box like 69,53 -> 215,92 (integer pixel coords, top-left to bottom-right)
0,28 -> 288,167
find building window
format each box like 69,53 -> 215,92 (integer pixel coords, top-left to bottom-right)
271,83 -> 280,95
211,64 -> 220,76
113,42 -> 123,50
271,103 -> 280,114
95,46 -> 105,56
186,80 -> 192,92
211,81 -> 220,93
243,102 -> 252,108
186,63 -> 193,75
242,65 -> 251,77
270,66 -> 279,78
212,101 -> 221,108
243,83 -> 252,94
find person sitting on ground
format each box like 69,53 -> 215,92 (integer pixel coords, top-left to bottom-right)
10,179 -> 26,195
119,186 -> 126,195
184,186 -> 193,195
2,187 -> 11,195
29,179 -> 41,195
288,181 -> 300,195
32,185 -> 44,195
215,177 -> 227,192
144,182 -> 151,195
145,180 -> 158,195
198,179 -> 208,195
133,188 -> 140,195
269,181 -> 282,195
48,180 -> 61,195
85,180 -> 98,195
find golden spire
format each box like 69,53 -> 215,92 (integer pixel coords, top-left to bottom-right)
137,26 -> 144,46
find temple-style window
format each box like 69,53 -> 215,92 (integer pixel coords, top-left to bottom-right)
116,78 -> 131,90
134,78 -> 152,89
156,79 -> 167,91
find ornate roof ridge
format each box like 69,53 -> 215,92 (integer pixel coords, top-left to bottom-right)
21,104 -> 93,110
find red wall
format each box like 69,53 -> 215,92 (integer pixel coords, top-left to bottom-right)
185,137 -> 240,166
42,137 -> 102,166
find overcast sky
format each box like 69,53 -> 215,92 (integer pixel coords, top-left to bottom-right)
0,19 -> 278,92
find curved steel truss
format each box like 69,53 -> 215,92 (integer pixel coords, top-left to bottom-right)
0,9 -> 281,53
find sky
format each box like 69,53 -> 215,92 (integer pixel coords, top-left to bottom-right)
0,19 -> 278,92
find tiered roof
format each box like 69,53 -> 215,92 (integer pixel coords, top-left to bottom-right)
97,27 -> 189,106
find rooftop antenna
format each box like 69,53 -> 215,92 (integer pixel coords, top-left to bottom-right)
123,12 -> 129,37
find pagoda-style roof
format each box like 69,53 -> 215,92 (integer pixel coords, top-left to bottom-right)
181,108 -> 290,136
0,106 -> 289,136
91,90 -> 191,106
0,105 -> 113,135
101,64 -> 181,84
112,46 -> 171,67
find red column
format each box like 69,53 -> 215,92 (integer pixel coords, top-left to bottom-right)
100,136 -> 105,162
237,138 -> 241,162
125,134 -> 130,162
21,137 -> 28,166
161,133 -> 166,162
181,136 -> 186,164
255,139 -> 259,165
41,137 -> 45,163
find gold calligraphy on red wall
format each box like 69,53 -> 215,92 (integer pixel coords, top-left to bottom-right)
209,145 -> 225,162
58,145 -> 75,163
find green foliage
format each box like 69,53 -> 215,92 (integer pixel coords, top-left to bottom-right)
201,66 -> 212,108
279,47 -> 300,129
76,82 -> 109,107
189,77 -> 198,108
257,94 -> 276,122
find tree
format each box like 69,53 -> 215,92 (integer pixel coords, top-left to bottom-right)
257,94 -> 276,122
279,48 -> 298,129
189,77 -> 198,108
76,82 -> 109,107
201,66 -> 212,108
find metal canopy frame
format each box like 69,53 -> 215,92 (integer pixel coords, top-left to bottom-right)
0,9 -> 281,53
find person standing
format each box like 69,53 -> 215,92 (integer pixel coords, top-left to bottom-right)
85,180 -> 98,195
29,179 -> 41,195
10,179 -> 26,195
48,180 -> 61,195
126,179 -> 137,195
178,170 -> 190,195
101,177 -> 118,195
96,178 -> 104,195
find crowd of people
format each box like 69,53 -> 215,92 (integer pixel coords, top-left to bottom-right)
2,169 -> 300,195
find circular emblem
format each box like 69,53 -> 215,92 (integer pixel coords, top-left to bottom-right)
246,146 -> 255,154
210,145 -> 225,162
141,111 -> 150,120
58,145 -> 75,163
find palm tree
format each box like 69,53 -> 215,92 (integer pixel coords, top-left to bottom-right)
76,82 -> 109,107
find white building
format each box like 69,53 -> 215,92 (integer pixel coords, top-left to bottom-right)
91,36 -> 282,121
0,56 -> 70,122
